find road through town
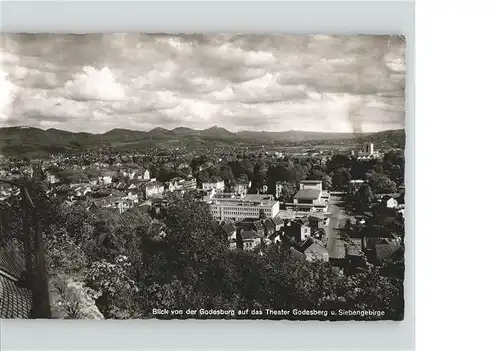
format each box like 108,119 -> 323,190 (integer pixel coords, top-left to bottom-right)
326,194 -> 347,259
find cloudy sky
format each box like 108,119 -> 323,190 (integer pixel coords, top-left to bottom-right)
0,34 -> 405,134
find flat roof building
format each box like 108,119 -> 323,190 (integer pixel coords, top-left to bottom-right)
208,194 -> 280,221
294,189 -> 322,201
284,180 -> 328,213
293,180 -> 325,205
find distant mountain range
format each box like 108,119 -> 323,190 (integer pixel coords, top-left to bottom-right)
350,129 -> 406,148
234,129 -> 362,142
0,125 -> 405,157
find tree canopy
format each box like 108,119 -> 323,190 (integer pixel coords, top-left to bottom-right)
370,174 -> 398,194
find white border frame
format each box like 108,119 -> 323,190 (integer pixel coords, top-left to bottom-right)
0,1 -> 415,350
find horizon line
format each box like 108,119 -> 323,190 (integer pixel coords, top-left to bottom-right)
0,124 -> 404,136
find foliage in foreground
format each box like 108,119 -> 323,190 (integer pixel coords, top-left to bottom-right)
9,183 -> 404,320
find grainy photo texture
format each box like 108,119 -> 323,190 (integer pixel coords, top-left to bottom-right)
0,34 -> 406,321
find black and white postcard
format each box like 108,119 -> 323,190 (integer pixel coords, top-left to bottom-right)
0,34 -> 406,321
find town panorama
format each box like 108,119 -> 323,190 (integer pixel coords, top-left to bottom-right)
0,34 -> 406,320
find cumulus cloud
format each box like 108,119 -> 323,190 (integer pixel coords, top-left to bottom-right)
64,66 -> 126,101
0,71 -> 18,120
1,34 -> 405,133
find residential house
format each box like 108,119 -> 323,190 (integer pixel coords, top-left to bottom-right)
202,181 -> 225,192
233,181 -> 251,196
115,182 -> 129,192
385,196 -> 399,209
270,216 -> 285,232
143,170 -> 150,181
263,218 -> 276,237
115,199 -> 133,214
109,189 -> 127,198
143,182 -> 165,199
251,221 -> 266,238
123,191 -> 139,203
88,197 -> 133,214
167,177 -> 197,192
298,238 -> 329,262
69,184 -> 92,200
349,226 -> 402,264
285,220 -> 312,243
260,183 -> 269,194
165,179 -> 182,192
238,230 -> 261,251
220,220 -> 237,241
122,170 -> 137,180
181,177 -> 197,190
125,182 -> 143,200
99,176 -> 112,185
47,173 -> 60,184
368,235 -> 401,263
375,194 -> 400,209
268,232 -> 281,245
275,181 -> 286,199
